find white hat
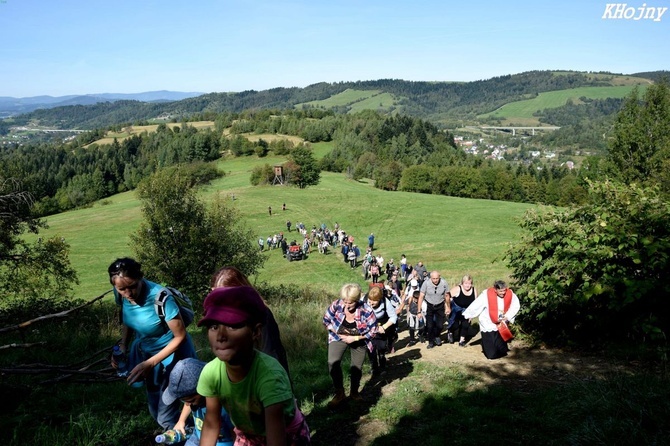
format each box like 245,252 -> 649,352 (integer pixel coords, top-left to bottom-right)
410,279 -> 418,287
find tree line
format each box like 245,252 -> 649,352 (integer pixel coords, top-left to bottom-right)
0,123 -> 223,215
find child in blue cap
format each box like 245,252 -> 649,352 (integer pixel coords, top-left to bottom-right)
163,358 -> 234,446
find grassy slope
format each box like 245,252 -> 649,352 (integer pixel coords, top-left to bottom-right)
480,84 -> 649,122
348,92 -> 397,113
34,151 -> 534,300
297,88 -> 399,113
297,88 -> 382,108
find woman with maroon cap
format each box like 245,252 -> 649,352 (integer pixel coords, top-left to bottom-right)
210,266 -> 290,379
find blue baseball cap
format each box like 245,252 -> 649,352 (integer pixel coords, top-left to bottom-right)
162,358 -> 206,406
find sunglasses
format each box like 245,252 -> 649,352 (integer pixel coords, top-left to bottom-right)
109,260 -> 126,273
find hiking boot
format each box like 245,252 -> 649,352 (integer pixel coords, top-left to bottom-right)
327,389 -> 346,408
447,332 -> 454,344
419,335 -> 425,343
349,390 -> 363,402
434,337 -> 443,346
427,342 -> 435,349
408,339 -> 417,346
459,340 -> 467,347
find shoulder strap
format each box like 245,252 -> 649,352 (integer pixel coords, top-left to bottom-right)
155,289 -> 170,330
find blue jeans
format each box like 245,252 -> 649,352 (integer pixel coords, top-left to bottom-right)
447,301 -> 464,330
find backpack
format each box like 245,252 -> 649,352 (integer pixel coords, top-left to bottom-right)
155,287 -> 195,330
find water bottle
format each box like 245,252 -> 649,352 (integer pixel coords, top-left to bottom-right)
155,427 -> 193,444
112,345 -> 128,377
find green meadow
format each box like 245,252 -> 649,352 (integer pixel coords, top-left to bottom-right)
297,88 -> 399,113
479,85 -> 649,122
34,151 -> 534,301
347,92 -> 397,113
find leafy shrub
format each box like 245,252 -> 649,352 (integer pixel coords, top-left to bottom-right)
161,162 -> 223,187
131,169 -> 264,301
506,180 -> 670,348
250,164 -> 274,186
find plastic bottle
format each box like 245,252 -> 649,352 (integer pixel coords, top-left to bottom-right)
112,345 -> 128,377
155,427 -> 193,444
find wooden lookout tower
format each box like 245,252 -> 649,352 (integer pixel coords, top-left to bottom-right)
272,165 -> 284,185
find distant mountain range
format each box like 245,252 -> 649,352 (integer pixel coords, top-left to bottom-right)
3,70 -> 669,130
0,91 -> 205,117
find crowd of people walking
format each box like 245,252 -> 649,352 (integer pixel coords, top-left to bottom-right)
259,215 -> 521,361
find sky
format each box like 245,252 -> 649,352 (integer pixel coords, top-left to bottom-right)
0,0 -> 668,97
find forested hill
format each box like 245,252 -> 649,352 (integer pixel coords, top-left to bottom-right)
8,70 -> 666,130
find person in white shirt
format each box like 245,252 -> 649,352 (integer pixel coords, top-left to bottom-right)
397,282 -> 427,346
463,280 -> 520,359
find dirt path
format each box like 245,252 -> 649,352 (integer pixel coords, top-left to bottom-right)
390,328 -> 631,384
339,326 -> 635,446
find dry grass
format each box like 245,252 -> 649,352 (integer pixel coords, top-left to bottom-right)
86,121 -> 216,146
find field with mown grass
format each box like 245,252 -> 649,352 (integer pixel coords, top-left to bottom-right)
479,84 -> 649,123
86,121 -> 216,146
297,88 -> 383,108
297,88 -> 400,113
347,92 -> 397,113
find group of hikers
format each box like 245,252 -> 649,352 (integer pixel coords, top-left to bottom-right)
109,226 -> 520,444
324,275 -> 521,408
259,221 -> 356,258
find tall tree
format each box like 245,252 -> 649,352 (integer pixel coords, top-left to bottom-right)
607,80 -> 670,192
288,144 -> 321,189
130,168 -> 264,302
